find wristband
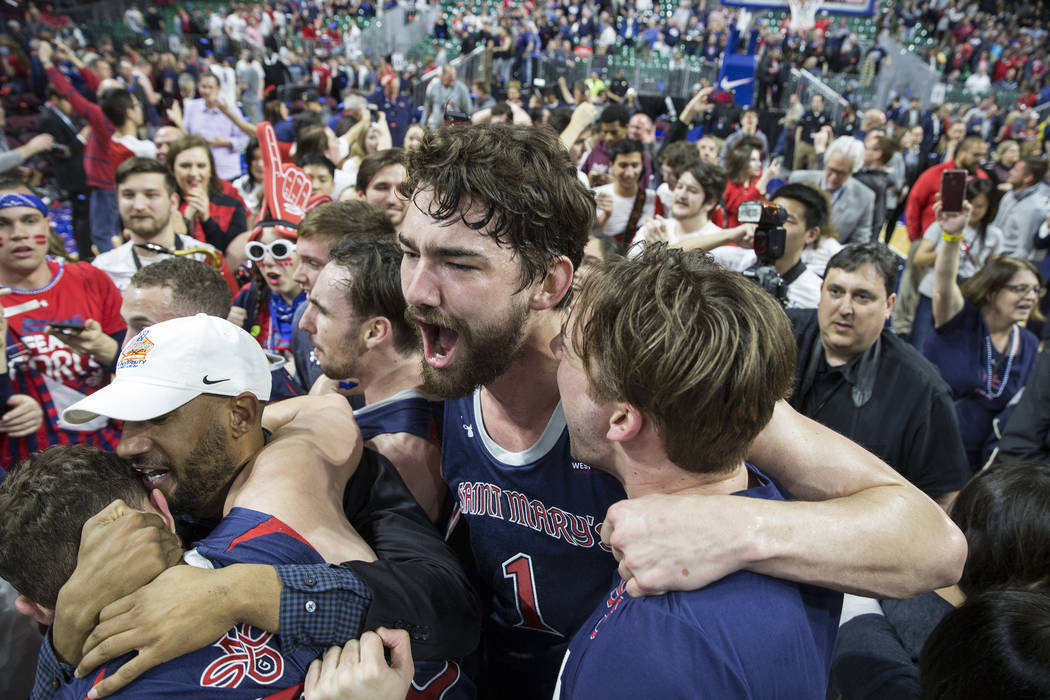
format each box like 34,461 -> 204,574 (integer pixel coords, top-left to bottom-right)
942,232 -> 965,243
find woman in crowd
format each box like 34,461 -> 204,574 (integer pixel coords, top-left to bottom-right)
166,134 -> 248,259
910,178 -> 1002,351
721,139 -> 775,228
403,123 -> 426,151
986,139 -> 1018,192
230,227 -> 306,359
831,461 -> 1050,700
337,111 -> 391,187
924,201 -> 1041,470
232,138 -> 265,219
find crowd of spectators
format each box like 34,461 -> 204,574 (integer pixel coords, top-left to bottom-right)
0,0 -> 1047,698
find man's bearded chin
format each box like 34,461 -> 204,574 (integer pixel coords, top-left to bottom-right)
410,302 -> 530,399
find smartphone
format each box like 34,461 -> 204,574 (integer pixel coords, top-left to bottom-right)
941,169 -> 966,213
49,322 -> 86,333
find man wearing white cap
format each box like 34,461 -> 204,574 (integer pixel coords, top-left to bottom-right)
36,315 -> 479,700
61,314 -> 361,542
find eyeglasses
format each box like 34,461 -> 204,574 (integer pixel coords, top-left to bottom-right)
245,240 -> 296,261
1002,283 -> 1045,298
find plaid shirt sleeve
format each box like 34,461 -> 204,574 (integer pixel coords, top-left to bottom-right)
275,563 -> 373,655
30,630 -> 74,700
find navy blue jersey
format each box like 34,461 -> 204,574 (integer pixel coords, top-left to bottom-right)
59,508 -> 324,699
354,389 -> 442,443
556,468 -> 842,700
59,508 -> 475,699
442,391 -> 626,699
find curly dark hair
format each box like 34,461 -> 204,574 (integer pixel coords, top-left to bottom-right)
399,124 -> 594,306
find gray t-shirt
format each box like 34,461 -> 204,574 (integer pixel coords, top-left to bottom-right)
237,60 -> 264,104
917,222 -> 1003,298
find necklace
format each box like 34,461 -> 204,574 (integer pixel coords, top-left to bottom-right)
979,325 -> 1018,399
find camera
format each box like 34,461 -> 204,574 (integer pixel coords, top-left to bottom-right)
738,200 -> 788,305
444,109 -> 471,126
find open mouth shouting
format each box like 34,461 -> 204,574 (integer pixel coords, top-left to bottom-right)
407,305 -> 464,370
416,317 -> 460,369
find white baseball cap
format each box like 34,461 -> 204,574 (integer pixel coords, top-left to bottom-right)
62,314 -> 272,425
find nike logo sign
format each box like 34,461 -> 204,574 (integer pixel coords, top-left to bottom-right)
720,77 -> 753,91
202,376 -> 231,385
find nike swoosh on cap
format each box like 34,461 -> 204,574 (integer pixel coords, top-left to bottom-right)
202,376 -> 231,385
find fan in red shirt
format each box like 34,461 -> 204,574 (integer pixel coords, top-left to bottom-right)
165,134 -> 248,259
0,185 -> 125,472
904,134 -> 988,242
718,140 -> 777,228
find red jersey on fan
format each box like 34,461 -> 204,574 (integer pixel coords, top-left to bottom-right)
1,259 -> 125,469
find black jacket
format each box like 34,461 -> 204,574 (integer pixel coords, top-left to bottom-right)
38,105 -> 87,193
997,349 -> 1050,464
342,449 -> 481,659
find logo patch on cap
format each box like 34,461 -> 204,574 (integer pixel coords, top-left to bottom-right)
118,332 -> 155,369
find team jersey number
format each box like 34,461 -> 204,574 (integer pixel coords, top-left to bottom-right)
501,553 -> 562,636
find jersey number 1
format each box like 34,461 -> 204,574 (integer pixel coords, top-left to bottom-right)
502,553 -> 562,636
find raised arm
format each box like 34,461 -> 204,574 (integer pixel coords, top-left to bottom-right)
40,43 -> 112,141
557,75 -> 574,105
559,100 -> 598,152
54,42 -> 98,94
930,201 -> 969,328
214,97 -> 257,138
371,112 -> 392,152
232,395 -> 374,564
658,86 -> 713,155
668,223 -> 756,253
601,400 -> 966,599
339,115 -> 370,148
224,102 -> 251,154
911,236 -> 938,267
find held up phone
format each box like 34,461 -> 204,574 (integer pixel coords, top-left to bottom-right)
940,169 -> 967,213
49,322 -> 86,333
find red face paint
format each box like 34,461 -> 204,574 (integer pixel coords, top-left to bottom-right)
33,234 -> 47,246
276,258 -> 295,268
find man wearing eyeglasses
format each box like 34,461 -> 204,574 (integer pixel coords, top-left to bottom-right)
790,136 -> 876,245
92,158 -> 237,296
787,242 -> 970,508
